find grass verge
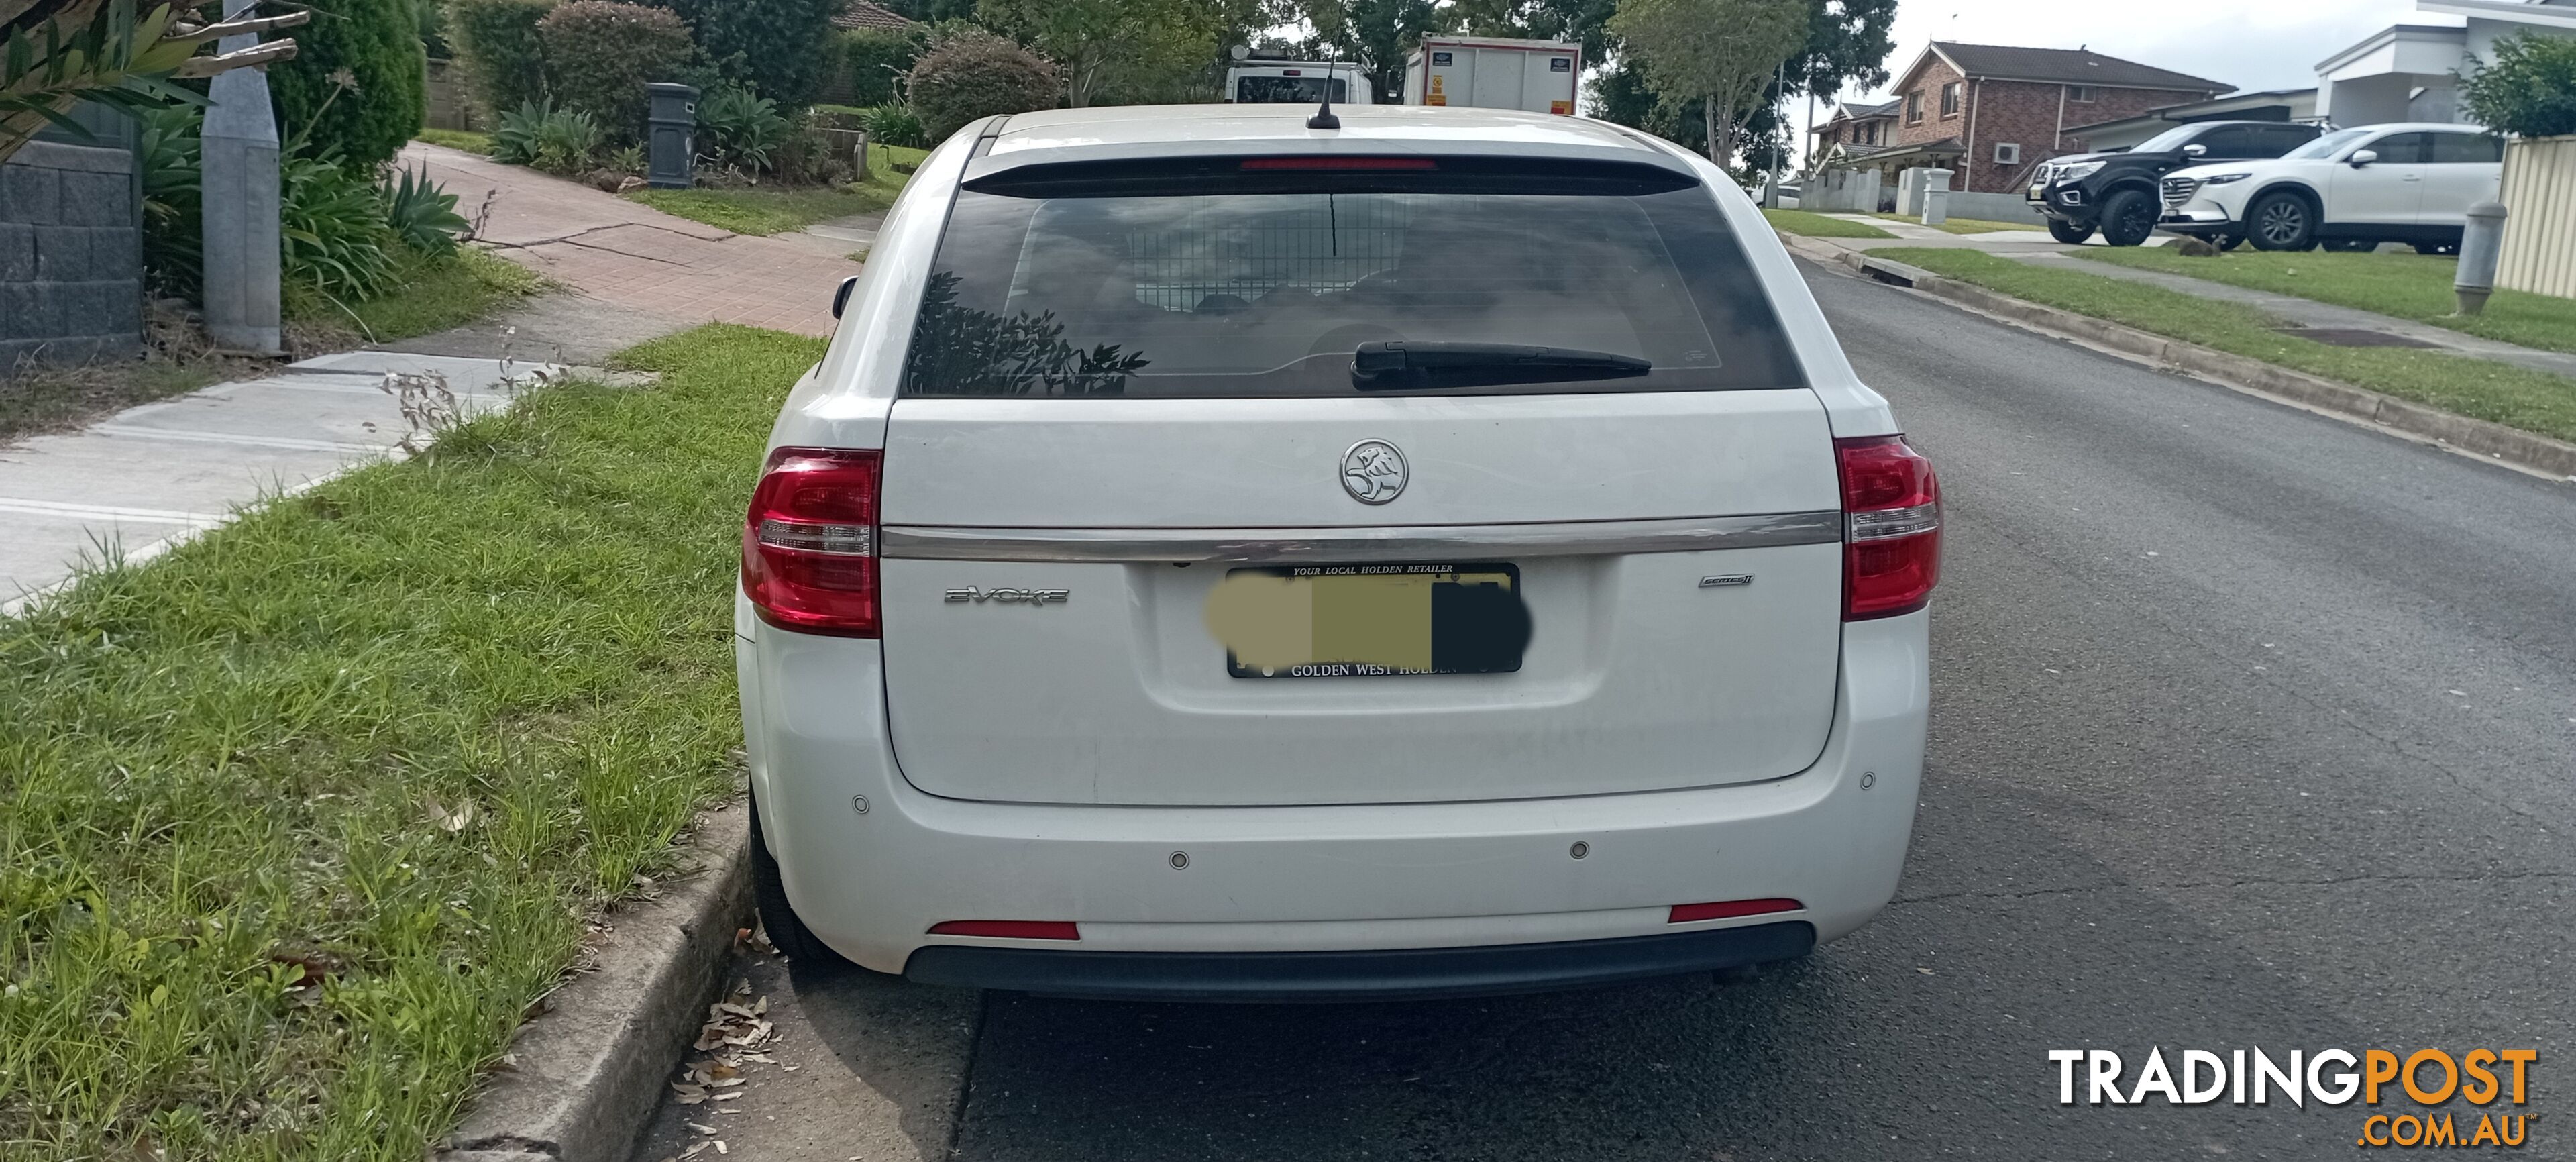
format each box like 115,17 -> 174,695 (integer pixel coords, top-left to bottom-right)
1762,208 -> 1894,239
0,323 -> 814,1160
414,129 -> 494,156
286,248 -> 546,349
2070,247 -> 2576,356
1867,211 -> 2041,235
627,144 -> 928,236
1878,248 -> 2576,443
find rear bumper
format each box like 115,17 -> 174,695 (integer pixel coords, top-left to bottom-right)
738,601 -> 1927,991
905,922 -> 1816,1000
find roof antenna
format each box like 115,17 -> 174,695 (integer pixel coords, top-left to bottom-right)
1308,50 -> 1342,130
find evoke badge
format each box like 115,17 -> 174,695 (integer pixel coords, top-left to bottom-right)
945,586 -> 1069,604
1340,439 -> 1408,505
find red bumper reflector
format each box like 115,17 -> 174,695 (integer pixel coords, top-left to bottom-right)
926,920 -> 1081,940
1668,898 -> 1803,924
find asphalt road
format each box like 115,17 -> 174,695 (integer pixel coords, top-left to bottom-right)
633,261 -> 2575,1162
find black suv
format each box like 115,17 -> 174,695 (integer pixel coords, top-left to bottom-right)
2027,121 -> 2322,246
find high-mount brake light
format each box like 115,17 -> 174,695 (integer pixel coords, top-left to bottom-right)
742,447 -> 882,637
1239,156 -> 1438,170
1835,435 -> 1941,620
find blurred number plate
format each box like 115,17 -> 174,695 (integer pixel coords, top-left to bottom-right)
1210,562 -> 1529,678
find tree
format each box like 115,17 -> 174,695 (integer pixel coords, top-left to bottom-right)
1452,0 -> 1613,58
1295,0 -> 1448,101
978,0 -> 1222,108
2,0 -> 307,166
650,0 -> 839,109
2461,29 -> 2576,139
1607,0 -> 1803,170
906,25 -> 1057,142
271,0 -> 427,168
1786,0 -> 1894,102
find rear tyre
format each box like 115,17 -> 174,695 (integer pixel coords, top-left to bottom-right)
2247,191 -> 2316,251
751,802 -> 856,969
2045,218 -> 2095,244
2098,190 -> 2157,246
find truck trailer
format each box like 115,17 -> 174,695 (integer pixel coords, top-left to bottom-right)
1224,60 -> 1374,105
1401,36 -> 1580,115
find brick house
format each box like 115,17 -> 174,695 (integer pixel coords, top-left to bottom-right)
1806,99 -> 1902,172
1868,42 -> 2229,193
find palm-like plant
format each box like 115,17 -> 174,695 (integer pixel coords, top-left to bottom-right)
0,0 -> 310,165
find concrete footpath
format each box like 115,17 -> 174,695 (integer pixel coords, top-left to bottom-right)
0,350 -> 557,614
402,142 -> 864,337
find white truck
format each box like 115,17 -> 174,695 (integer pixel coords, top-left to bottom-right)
1224,60 -> 1374,106
1401,36 -> 1581,115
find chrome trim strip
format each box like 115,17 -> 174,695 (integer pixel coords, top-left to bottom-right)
879,511 -> 1843,564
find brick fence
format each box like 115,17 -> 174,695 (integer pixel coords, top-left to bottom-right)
0,125 -> 144,376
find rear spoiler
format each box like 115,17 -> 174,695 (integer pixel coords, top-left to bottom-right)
962,149 -> 1702,198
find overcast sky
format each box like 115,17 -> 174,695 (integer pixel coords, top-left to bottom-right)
1839,0 -> 2453,106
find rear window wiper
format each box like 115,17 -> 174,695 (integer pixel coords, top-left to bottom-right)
1350,341 -> 1652,390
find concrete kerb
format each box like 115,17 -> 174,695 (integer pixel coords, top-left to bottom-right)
433,801 -> 754,1162
1776,231 -> 2576,482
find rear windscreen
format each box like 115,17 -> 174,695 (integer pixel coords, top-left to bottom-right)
1236,76 -> 1348,104
900,161 -> 1806,398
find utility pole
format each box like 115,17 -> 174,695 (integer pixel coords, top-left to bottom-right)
200,0 -> 282,354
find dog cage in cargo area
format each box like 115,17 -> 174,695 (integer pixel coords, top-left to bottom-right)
1057,195 -> 1421,315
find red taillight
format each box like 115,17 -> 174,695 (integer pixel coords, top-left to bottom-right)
927,920 -> 1081,940
1240,156 -> 1438,170
1668,898 -> 1804,924
742,447 -> 881,637
1835,435 -> 1941,621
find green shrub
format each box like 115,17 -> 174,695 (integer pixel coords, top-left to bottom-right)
906,28 -> 1057,145
859,102 -> 926,149
492,97 -> 602,172
383,164 -> 471,253
139,106 -> 205,297
282,153 -> 398,301
648,0 -> 841,109
833,25 -> 926,107
271,0 -> 430,169
695,85 -> 792,173
537,0 -> 696,143
2462,30 -> 2576,138
449,0 -> 557,117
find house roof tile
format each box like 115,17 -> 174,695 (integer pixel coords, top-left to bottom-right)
1927,41 -> 2229,93
831,0 -> 914,32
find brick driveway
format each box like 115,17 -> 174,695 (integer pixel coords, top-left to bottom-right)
401,142 -> 862,337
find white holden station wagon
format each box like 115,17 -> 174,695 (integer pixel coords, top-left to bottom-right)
735,103 -> 1938,1000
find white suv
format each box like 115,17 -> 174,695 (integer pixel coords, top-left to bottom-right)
2158,122 -> 2504,253
736,104 -> 1937,1000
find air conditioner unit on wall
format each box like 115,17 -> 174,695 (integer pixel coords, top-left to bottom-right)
1994,142 -> 2021,165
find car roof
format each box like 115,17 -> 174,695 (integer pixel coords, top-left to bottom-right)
972,103 -> 1677,178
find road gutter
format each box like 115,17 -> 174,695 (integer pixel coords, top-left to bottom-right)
436,801 -> 755,1162
1778,231 -> 2576,483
